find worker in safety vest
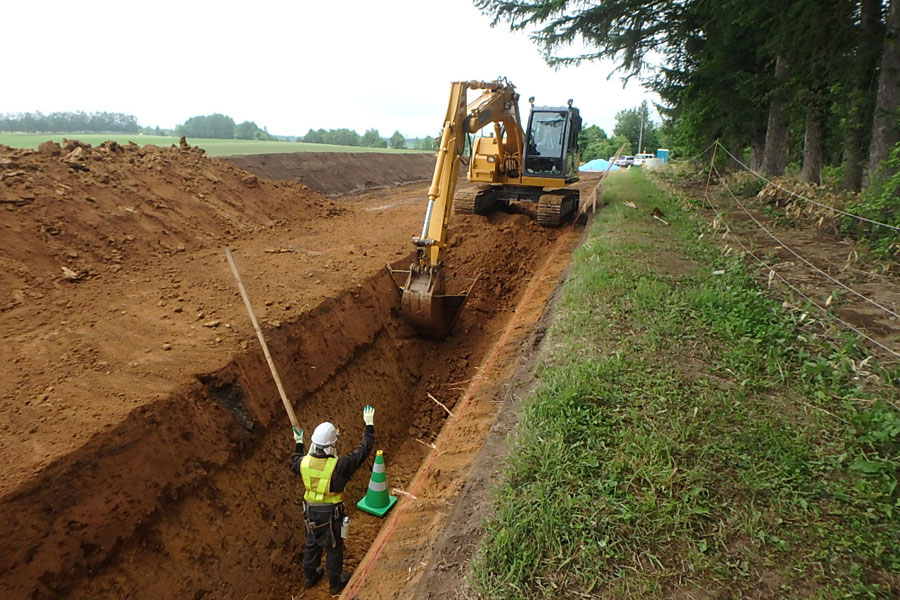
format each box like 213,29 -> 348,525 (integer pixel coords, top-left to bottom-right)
290,405 -> 375,594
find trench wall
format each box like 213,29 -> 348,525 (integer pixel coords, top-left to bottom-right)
1,206 -> 567,599
0,267 -> 416,599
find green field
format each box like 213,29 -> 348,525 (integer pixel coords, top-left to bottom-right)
0,133 -> 428,157
472,169 -> 899,599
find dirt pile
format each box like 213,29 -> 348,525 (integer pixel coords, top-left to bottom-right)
0,140 -> 330,308
224,152 -> 438,197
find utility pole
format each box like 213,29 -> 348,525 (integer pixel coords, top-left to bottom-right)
637,103 -> 645,154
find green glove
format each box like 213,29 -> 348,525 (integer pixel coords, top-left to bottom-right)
363,405 -> 375,426
292,427 -> 304,444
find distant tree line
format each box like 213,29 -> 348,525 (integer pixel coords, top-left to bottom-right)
175,114 -> 276,141
579,100 -> 662,162
0,111 -> 140,133
300,128 -> 436,150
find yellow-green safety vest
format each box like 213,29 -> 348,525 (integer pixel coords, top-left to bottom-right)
300,455 -> 342,504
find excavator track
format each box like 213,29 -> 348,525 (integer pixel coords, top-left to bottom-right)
536,190 -> 579,227
454,188 -> 477,214
454,185 -> 501,215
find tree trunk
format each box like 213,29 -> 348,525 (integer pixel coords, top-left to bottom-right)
723,136 -> 744,170
801,102 -> 825,184
842,0 -> 882,191
763,55 -> 790,177
844,114 -> 870,190
750,127 -> 767,172
867,0 -> 900,183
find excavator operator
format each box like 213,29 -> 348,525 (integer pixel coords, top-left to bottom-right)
290,405 -> 375,594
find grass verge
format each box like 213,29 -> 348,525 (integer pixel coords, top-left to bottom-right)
471,169 -> 899,599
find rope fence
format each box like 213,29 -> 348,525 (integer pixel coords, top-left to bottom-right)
702,158 -> 899,359
711,163 -> 900,321
715,141 -> 900,233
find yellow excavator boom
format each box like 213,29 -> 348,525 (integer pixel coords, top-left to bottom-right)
416,80 -> 522,266
399,78 -> 580,337
400,79 -> 522,337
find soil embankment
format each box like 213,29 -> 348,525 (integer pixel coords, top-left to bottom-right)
0,140 -> 591,599
223,152 -> 437,197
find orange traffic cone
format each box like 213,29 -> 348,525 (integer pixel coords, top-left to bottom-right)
356,450 -> 398,517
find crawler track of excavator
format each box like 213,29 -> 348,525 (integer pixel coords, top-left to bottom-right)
454,185 -> 501,215
536,191 -> 579,227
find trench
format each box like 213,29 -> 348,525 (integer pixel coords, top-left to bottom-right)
0,203 -> 577,599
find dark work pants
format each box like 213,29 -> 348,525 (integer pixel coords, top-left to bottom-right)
303,532 -> 344,576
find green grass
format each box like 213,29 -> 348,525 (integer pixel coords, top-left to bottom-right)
471,169 -> 900,599
0,133 -> 428,157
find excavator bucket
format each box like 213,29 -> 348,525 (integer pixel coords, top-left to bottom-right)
399,267 -> 473,338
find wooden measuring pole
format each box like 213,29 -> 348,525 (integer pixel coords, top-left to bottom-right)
225,248 -> 299,429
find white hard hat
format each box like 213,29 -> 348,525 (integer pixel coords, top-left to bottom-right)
311,422 -> 338,447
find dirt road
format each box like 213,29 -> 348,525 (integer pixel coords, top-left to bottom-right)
0,141 -> 595,599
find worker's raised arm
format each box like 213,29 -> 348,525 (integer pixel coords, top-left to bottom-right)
335,406 -> 375,478
289,426 -> 305,475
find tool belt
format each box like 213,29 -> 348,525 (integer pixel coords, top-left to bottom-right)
302,501 -> 346,548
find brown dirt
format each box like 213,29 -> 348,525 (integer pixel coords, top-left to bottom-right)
0,139 -> 599,599
223,152 -> 438,197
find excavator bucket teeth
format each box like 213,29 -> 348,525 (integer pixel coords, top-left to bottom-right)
400,269 -> 473,338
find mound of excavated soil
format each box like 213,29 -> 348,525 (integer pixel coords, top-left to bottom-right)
224,152 -> 438,197
0,140 -> 331,308
0,138 -> 592,599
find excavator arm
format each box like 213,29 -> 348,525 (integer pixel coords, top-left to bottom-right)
401,79 -> 523,337
414,79 -> 522,265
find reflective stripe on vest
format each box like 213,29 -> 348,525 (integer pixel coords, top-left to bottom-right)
300,455 -> 342,504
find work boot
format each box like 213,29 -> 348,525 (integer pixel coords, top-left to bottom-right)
304,566 -> 323,588
329,571 -> 350,594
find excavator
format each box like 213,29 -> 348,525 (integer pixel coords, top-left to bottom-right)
398,78 -> 582,338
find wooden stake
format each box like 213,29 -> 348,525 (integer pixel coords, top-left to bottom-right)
225,248 -> 299,429
704,139 -> 720,203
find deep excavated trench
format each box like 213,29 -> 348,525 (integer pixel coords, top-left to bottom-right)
63,228 -> 567,600
0,146 -> 594,599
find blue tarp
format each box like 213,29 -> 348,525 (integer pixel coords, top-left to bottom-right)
579,158 -> 620,172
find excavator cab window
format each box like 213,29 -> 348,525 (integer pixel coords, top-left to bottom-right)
524,110 -> 568,177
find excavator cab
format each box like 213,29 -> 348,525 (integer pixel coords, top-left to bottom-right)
524,104 -> 581,181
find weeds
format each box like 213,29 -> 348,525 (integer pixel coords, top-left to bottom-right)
843,142 -> 900,261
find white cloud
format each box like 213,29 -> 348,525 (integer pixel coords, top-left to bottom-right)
4,0 -> 658,137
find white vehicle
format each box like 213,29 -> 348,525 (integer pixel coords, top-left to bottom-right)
634,153 -> 655,166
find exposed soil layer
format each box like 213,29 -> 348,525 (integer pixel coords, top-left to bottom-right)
0,139 -> 598,599
223,152 -> 438,197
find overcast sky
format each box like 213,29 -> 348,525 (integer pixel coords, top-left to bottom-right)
6,0 -> 657,138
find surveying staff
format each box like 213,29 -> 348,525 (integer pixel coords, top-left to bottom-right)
290,405 -> 375,594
